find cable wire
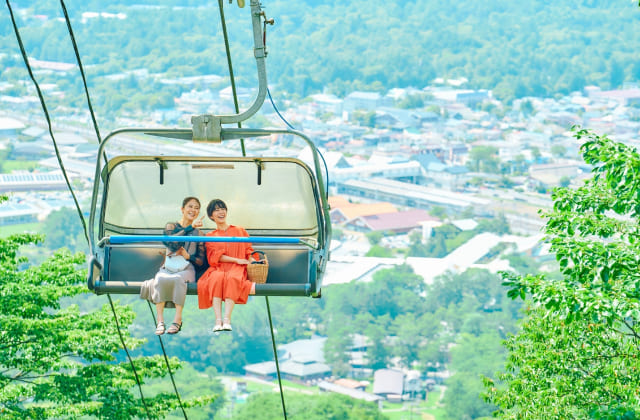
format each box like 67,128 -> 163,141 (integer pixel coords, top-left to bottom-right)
217,3 -> 288,419
218,0 -> 246,156
146,301 -> 188,419
267,88 -> 295,130
107,294 -> 152,419
6,0 -> 90,247
8,3 -> 188,417
266,296 -> 288,420
57,5 -> 189,414
58,0 -> 110,168
266,88 -> 331,195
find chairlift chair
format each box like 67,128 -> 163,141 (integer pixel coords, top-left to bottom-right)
86,0 -> 331,298
87,128 -> 330,297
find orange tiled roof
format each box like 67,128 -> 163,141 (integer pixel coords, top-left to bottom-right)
331,202 -> 398,220
333,378 -> 365,389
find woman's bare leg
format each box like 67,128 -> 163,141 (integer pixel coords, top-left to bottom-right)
223,299 -> 235,325
213,297 -> 223,327
174,304 -> 183,325
155,302 -> 166,323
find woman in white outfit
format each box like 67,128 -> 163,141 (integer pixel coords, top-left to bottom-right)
141,196 -> 206,335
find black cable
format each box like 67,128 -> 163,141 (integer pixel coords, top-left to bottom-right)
265,297 -> 288,420
57,3 -> 189,417
266,87 -> 331,195
267,88 -> 295,130
217,0 -> 246,156
6,0 -> 90,247
58,0 -> 109,166
107,294 -> 153,419
59,4 -> 186,417
146,301 -> 188,419
217,4 -> 288,418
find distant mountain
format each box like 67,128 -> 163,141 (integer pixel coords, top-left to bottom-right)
2,0 -> 639,102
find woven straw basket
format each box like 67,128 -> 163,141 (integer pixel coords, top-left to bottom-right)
247,250 -> 268,284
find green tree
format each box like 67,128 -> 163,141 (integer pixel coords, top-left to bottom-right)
366,244 -> 393,257
41,207 -> 87,253
407,229 -> 429,257
234,392 -> 388,420
0,195 -> 216,419
444,333 -> 503,419
485,129 -> 640,419
424,232 -> 447,257
392,313 -> 427,368
530,146 -> 542,162
323,314 -> 353,377
476,213 -> 510,235
397,93 -> 424,109
609,58 -> 625,89
551,144 -> 567,158
365,230 -> 384,245
364,319 -> 390,370
467,145 -> 500,173
558,175 -> 571,187
429,205 -> 447,219
519,99 -> 534,116
351,110 -> 376,127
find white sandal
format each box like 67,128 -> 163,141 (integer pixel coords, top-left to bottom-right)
222,318 -> 232,331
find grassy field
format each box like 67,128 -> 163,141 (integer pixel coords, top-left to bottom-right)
2,160 -> 40,172
380,389 -> 447,420
0,222 -> 42,237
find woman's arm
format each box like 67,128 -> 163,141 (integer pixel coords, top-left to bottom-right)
163,222 -> 186,252
179,230 -> 206,267
219,255 -> 251,265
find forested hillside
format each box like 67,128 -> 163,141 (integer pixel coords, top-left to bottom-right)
1,0 -> 640,107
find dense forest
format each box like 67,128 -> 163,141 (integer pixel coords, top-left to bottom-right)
1,0 -> 640,116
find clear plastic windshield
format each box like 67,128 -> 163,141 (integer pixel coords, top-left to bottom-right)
102,157 -> 319,236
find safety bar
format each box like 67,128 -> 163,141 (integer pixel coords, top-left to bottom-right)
105,235 -> 303,245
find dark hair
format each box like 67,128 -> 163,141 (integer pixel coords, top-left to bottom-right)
182,196 -> 201,208
207,199 -> 227,217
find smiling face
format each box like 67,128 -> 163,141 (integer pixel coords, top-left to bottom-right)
181,198 -> 200,223
209,205 -> 227,225
206,199 -> 228,227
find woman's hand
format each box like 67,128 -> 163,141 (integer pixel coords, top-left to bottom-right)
177,247 -> 190,260
236,258 -> 251,265
191,216 -> 204,229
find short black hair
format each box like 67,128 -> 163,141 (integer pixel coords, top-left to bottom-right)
206,199 -> 227,217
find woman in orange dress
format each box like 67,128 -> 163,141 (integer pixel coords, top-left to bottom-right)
197,199 -> 256,332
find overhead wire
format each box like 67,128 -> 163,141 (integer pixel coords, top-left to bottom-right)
5,0 -> 89,248
58,2 -> 191,414
107,294 -> 153,419
8,1 -> 188,417
58,0 -> 109,167
57,2 -> 188,417
217,2 -> 288,419
218,0 -> 246,156
146,301 -> 188,419
57,0 -> 177,415
266,88 -> 331,197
